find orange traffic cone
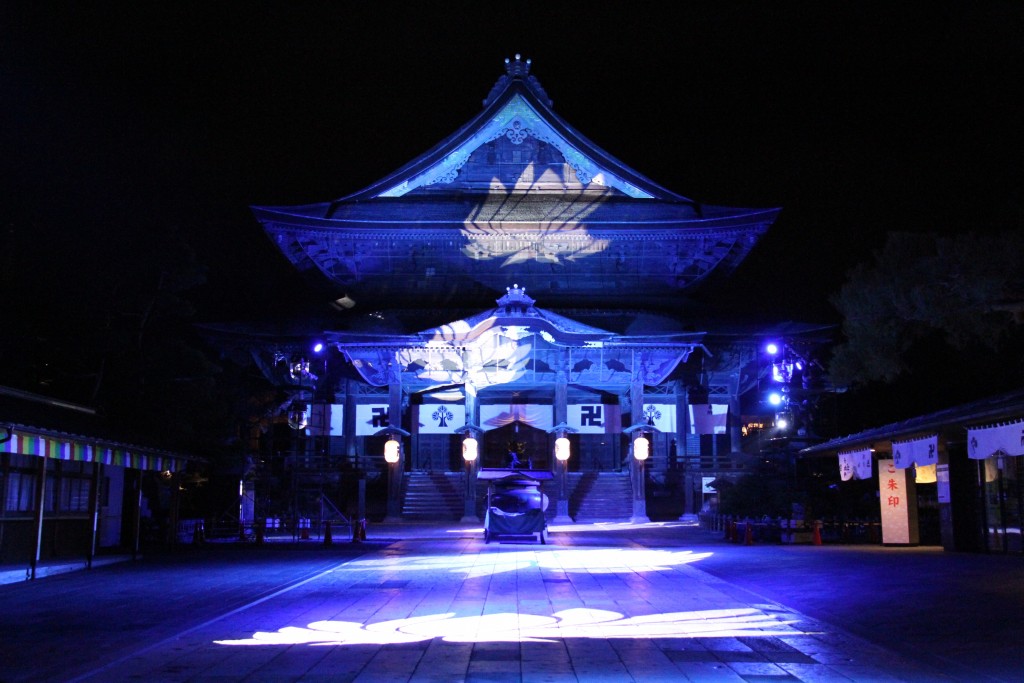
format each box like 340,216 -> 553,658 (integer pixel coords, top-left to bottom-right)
324,521 -> 333,546
812,521 -> 822,546
744,523 -> 754,546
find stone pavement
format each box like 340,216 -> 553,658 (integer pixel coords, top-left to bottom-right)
1,521 -> 1020,682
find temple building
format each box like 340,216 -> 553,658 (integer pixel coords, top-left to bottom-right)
240,56 -> 809,526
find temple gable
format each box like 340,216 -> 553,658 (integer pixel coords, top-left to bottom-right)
377,92 -> 653,199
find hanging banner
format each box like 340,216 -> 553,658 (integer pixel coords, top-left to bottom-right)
967,420 -> 1024,459
330,404 -> 345,436
568,404 -> 620,434
480,404 -> 553,431
0,430 -> 186,472
936,464 -> 951,503
355,404 -> 391,435
892,434 -> 938,469
838,448 -> 873,481
417,404 -> 466,434
309,404 -> 344,437
688,404 -> 728,435
878,458 -> 918,544
640,403 -> 675,433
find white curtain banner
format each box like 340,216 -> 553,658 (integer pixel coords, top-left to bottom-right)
892,434 -> 938,469
640,403 -> 676,433
568,404 -> 620,434
967,420 -> 1024,460
480,404 -> 553,431
355,404 -> 391,435
688,404 -> 728,435
417,404 -> 466,434
309,404 -> 344,437
838,448 -> 873,481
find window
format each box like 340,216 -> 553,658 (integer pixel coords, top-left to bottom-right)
4,471 -> 35,512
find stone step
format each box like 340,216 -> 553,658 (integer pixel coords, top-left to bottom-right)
401,473 -> 463,519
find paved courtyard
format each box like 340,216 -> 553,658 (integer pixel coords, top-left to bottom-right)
1,521 -> 1021,682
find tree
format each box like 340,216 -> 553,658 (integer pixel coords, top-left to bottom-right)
829,230 -> 1024,388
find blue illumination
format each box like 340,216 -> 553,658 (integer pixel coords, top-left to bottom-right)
312,342 -> 324,354
765,342 -> 779,356
767,391 -> 784,407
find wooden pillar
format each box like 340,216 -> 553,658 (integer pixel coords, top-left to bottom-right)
30,456 -> 47,579
554,365 -> 568,427
460,381 -> 480,523
629,360 -> 650,523
86,462 -> 103,569
728,382 -> 742,459
384,360 -> 404,521
553,365 -> 573,524
131,470 -> 143,560
343,379 -> 365,524
677,382 -> 698,519
0,452 -> 10,559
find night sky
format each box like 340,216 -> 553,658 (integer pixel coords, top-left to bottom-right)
3,4 -> 1022,327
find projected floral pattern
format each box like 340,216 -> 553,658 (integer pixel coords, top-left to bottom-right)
215,607 -> 800,647
342,547 -> 712,579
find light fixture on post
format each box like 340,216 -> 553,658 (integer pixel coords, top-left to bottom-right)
633,434 -> 650,461
548,422 -> 577,525
462,436 -> 479,463
624,423 -> 658,524
376,427 -> 410,522
384,437 -> 400,464
456,424 -> 482,523
555,437 -> 570,462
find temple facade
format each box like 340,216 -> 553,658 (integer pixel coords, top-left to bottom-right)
246,56 -> 789,524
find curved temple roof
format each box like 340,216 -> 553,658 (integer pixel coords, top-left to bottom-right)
253,56 -> 780,310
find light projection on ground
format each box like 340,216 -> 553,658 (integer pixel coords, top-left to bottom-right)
214,607 -> 800,647
343,547 -> 714,579
213,542 -> 807,648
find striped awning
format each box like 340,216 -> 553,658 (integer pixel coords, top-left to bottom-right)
0,428 -> 188,472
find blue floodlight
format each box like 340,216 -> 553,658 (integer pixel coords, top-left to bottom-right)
765,342 -> 780,356
312,342 -> 324,354
767,391 -> 785,407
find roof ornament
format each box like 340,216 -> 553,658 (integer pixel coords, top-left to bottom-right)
505,54 -> 531,77
483,55 -> 553,108
497,283 -> 536,315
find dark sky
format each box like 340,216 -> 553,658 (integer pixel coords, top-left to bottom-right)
3,2 -> 1022,326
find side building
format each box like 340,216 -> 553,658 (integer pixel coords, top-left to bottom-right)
1,386 -> 196,577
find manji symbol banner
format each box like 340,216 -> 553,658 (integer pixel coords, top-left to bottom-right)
567,404 -> 620,434
356,404 -> 391,435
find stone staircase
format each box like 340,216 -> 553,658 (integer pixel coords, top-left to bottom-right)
570,472 -> 633,522
401,472 -> 464,520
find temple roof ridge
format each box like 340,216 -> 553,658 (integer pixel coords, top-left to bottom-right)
320,56 -> 696,204
483,54 -> 552,108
